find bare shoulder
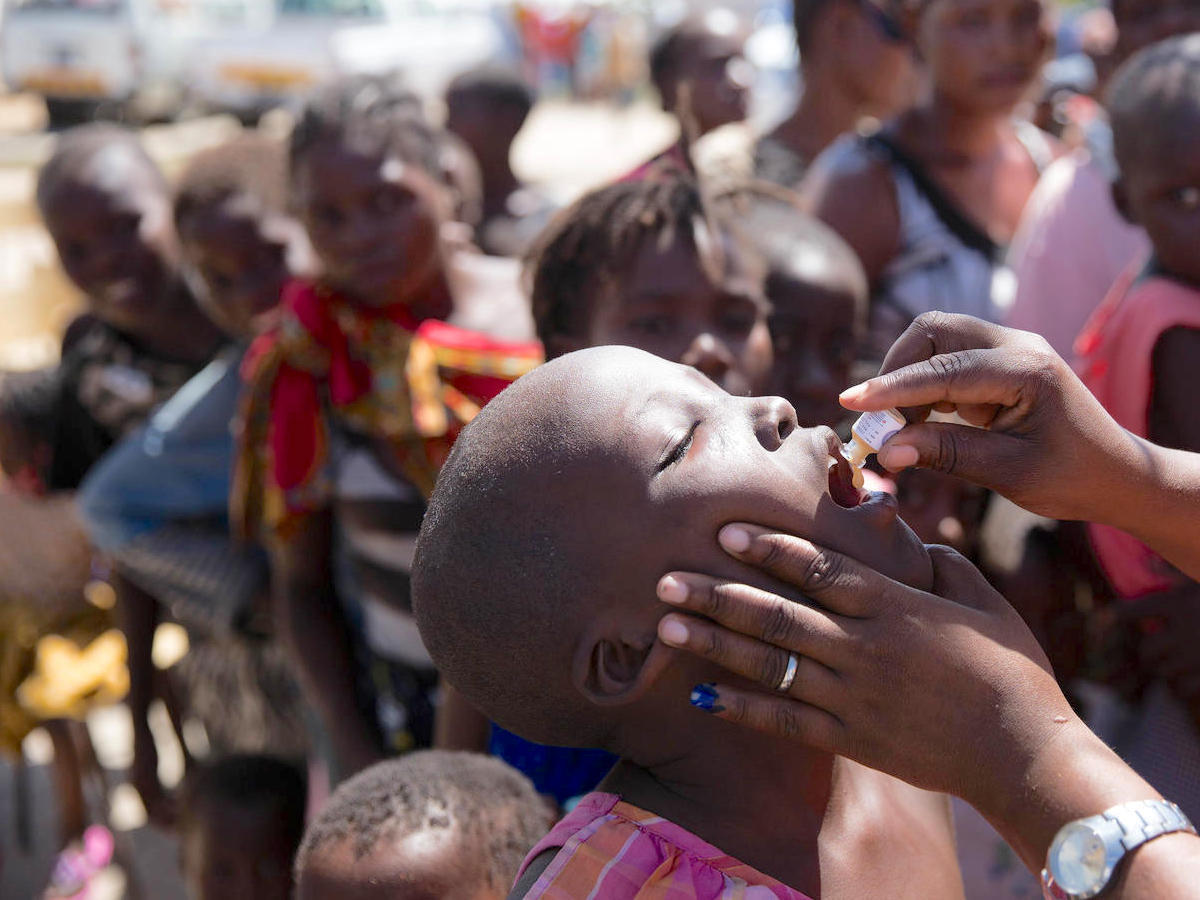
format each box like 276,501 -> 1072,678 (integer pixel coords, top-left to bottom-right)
799,135 -> 900,285
446,252 -> 538,343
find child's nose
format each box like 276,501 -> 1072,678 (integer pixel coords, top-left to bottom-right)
753,396 -> 798,450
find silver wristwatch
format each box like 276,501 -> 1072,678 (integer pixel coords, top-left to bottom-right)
1041,799 -> 1196,899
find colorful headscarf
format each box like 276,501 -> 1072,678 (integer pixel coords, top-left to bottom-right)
232,280 -> 541,540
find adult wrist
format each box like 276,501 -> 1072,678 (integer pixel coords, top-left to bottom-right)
978,716 -> 1160,871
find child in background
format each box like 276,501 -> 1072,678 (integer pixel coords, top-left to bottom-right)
0,125 -> 223,896
234,73 -> 540,779
178,755 -> 306,900
623,14 -> 753,181
528,168 -> 772,394
413,347 -> 963,898
1074,33 -> 1200,819
8,124 -> 223,492
649,14 -> 750,139
444,66 -> 555,257
294,751 -> 555,900
77,134 -> 315,824
711,184 -> 867,427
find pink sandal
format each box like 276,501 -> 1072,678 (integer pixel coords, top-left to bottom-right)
43,825 -> 114,899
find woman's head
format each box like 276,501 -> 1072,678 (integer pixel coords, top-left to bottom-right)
793,0 -> 918,118
289,74 -> 455,310
36,125 -> 182,338
527,169 -> 772,397
907,0 -> 1051,114
175,135 -> 316,338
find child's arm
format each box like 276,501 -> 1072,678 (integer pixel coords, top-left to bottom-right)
1148,327 -> 1200,453
1133,326 -> 1200,724
269,510 -> 383,776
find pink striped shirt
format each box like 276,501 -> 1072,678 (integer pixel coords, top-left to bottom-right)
516,792 -> 813,899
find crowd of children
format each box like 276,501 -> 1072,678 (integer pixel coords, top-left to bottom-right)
1,1 -> 1199,898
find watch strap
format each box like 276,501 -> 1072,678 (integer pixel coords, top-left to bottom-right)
1041,800 -> 1197,900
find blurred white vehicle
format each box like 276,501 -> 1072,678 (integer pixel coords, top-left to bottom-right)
186,0 -> 506,121
1,0 -> 240,123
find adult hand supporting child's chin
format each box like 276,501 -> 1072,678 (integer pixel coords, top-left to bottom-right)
654,524 -> 1157,873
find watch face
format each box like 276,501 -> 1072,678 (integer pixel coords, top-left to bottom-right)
1050,821 -> 1108,893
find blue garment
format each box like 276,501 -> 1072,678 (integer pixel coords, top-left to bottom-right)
489,725 -> 617,807
78,345 -> 244,551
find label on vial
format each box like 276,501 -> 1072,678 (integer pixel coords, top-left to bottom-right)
853,408 -> 907,450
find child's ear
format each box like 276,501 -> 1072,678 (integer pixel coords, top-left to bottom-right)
1111,179 -> 1135,225
574,624 -> 673,707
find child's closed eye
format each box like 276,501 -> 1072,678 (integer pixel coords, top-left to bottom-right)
656,421 -> 700,473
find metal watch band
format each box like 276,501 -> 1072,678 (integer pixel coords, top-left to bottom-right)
1042,799 -> 1197,900
1105,799 -> 1194,851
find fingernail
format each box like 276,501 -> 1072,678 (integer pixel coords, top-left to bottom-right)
719,525 -> 751,554
657,575 -> 687,604
839,382 -> 868,403
658,616 -> 690,647
689,683 -> 723,712
878,443 -> 919,470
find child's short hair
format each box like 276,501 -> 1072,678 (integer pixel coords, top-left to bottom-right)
1107,33 -> 1200,176
179,754 -> 307,848
295,751 -> 553,893
445,65 -> 535,123
525,169 -> 754,350
174,134 -> 289,232
36,124 -> 164,214
289,72 -> 442,178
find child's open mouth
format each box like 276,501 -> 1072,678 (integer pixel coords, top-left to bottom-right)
827,455 -> 864,509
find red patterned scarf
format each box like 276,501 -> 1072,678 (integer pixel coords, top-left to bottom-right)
232,280 -> 541,540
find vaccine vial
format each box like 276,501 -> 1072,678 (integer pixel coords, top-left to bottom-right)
842,408 -> 907,488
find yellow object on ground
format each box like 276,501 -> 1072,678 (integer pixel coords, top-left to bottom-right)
16,630 -> 128,722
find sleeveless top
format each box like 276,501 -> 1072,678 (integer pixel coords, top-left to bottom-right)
825,123 -> 1053,360
1075,263 -> 1200,598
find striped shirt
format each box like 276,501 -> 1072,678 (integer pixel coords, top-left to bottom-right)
517,792 -> 813,899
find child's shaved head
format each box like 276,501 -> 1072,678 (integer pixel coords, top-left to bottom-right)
296,751 -> 553,900
1108,33 -> 1200,178
414,347 -> 932,753
413,354 -> 628,746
